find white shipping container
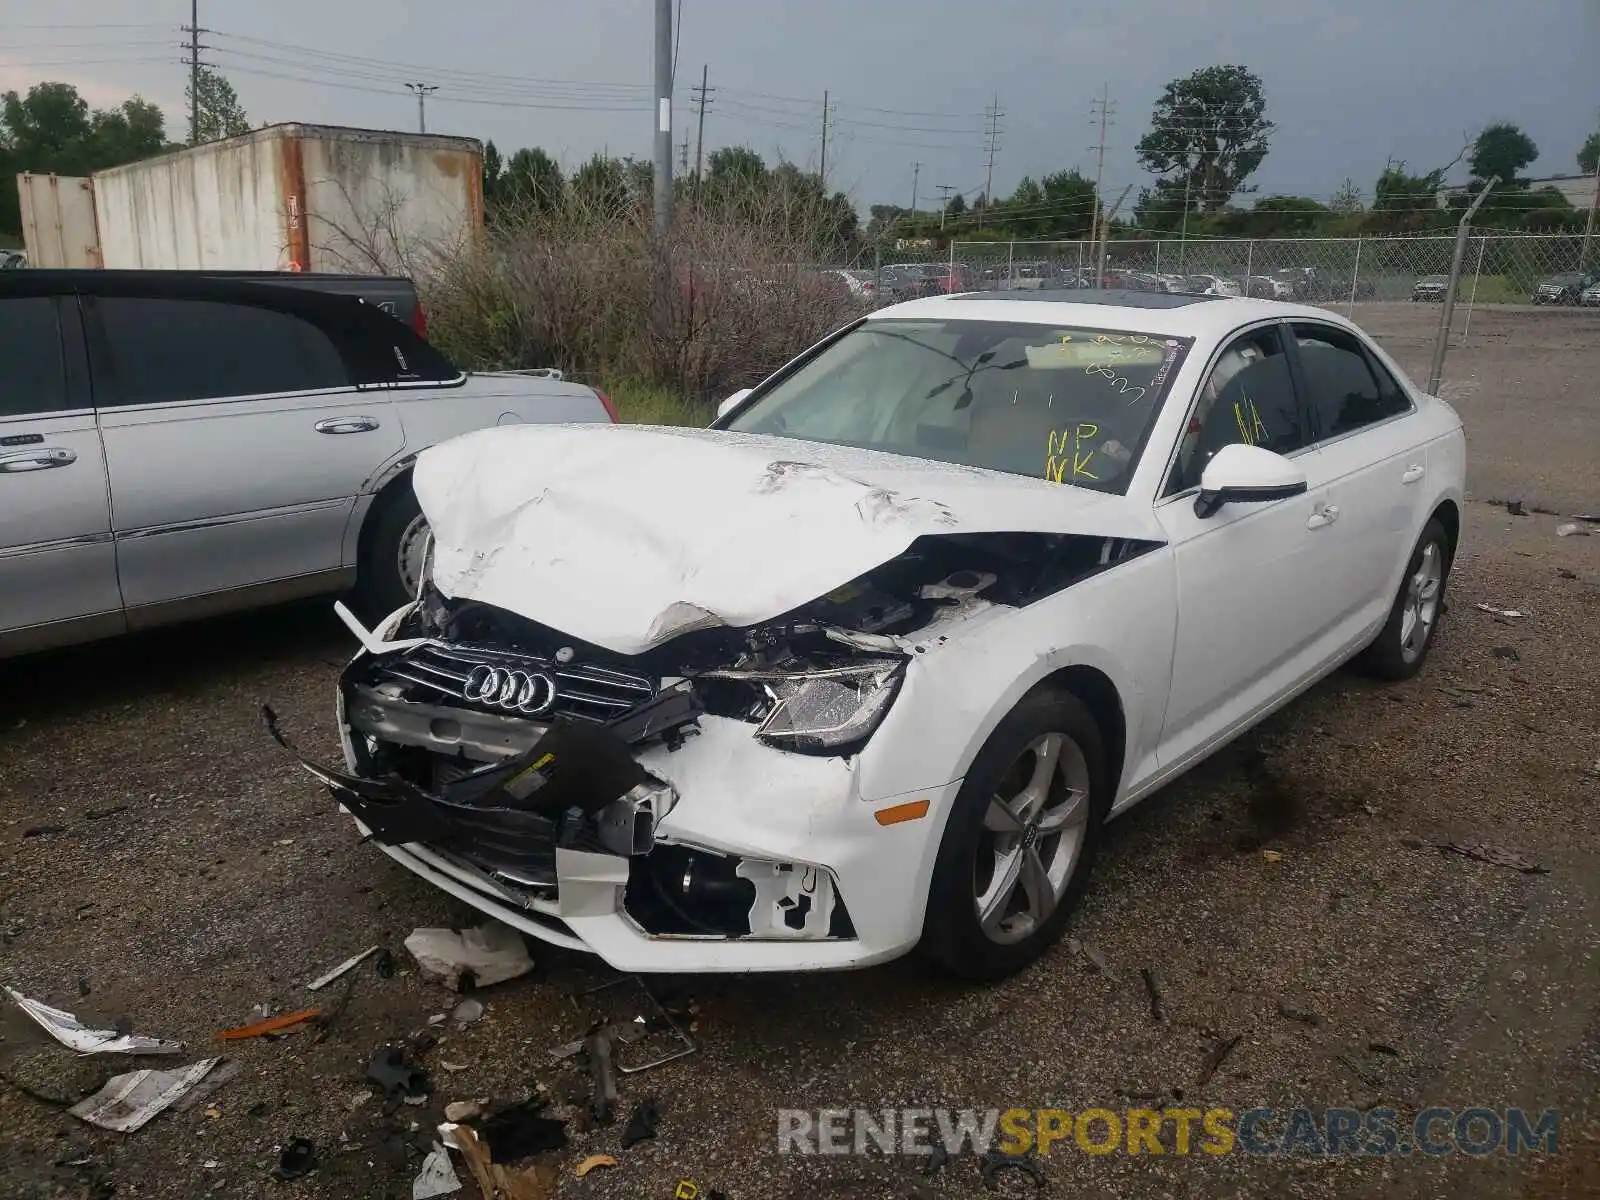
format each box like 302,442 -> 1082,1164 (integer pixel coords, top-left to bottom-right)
17,173 -> 102,268
88,123 -> 484,274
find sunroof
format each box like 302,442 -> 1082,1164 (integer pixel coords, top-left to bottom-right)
963,288 -> 1223,307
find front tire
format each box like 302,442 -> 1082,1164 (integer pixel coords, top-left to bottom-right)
355,485 -> 429,620
1356,518 -> 1452,681
919,689 -> 1110,981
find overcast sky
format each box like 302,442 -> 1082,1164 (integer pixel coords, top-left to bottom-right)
3,0 -> 1595,213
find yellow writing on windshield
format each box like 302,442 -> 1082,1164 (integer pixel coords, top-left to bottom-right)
1046,423 -> 1100,482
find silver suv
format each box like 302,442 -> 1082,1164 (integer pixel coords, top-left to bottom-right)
0,272 -> 613,657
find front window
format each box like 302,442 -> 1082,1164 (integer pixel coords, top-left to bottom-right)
723,318 -> 1193,495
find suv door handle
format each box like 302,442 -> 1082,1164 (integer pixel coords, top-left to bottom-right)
1307,504 -> 1340,530
315,416 -> 380,435
0,446 -> 77,472
1400,464 -> 1425,484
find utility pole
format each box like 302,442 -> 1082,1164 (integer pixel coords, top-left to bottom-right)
909,161 -> 921,218
1429,177 -> 1498,394
979,95 -> 1003,229
405,83 -> 438,134
819,90 -> 831,186
184,0 -> 203,144
652,0 -> 674,238
936,184 -> 954,231
1088,85 -> 1114,286
679,137 -> 689,173
691,65 -> 713,199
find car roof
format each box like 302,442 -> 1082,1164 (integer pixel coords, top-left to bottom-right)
866,290 -> 1348,339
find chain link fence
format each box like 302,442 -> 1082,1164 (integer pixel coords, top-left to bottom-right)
943,234 -> 1595,311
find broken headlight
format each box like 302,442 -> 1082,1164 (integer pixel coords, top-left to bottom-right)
701,659 -> 904,755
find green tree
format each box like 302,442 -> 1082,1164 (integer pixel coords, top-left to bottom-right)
1469,122 -> 1538,185
1136,64 -> 1274,213
186,65 -> 249,143
1577,129 -> 1599,176
1037,168 -> 1098,237
705,146 -> 767,193
90,98 -> 166,164
944,191 -> 966,216
1132,179 -> 1188,233
1365,159 -> 1448,233
503,147 -> 564,213
1,82 -> 170,234
570,153 -> 629,214
1329,178 -> 1364,215
3,83 -> 95,175
482,140 -> 505,207
1247,195 -> 1329,235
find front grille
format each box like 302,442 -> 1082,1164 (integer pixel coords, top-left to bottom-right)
372,642 -> 656,724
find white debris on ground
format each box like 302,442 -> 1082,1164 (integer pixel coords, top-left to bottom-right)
5,987 -> 185,1055
403,922 -> 534,991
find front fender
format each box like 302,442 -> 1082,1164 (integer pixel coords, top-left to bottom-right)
854,546 -> 1177,807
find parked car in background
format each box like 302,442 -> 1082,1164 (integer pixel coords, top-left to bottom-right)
283,289 -> 1465,979
1242,275 -> 1294,300
1184,274 -> 1242,297
1580,279 -> 1600,307
0,270 -> 615,658
1412,275 -> 1450,302
822,268 -> 878,302
1,250 -> 26,269
1531,272 -> 1597,305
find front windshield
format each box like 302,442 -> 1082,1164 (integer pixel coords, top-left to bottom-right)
723,318 -> 1193,495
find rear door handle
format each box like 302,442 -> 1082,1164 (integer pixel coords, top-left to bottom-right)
0,447 -> 77,472
1307,504 -> 1340,530
1401,464 -> 1425,484
315,416 -> 380,435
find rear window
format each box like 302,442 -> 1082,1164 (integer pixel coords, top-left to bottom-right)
0,297 -> 68,417
724,318 -> 1194,495
95,297 -> 349,407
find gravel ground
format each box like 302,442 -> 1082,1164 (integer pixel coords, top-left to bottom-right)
2,307 -> 1597,1200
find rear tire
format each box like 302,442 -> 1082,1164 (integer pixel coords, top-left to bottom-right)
1356,518 -> 1452,681
918,689 -> 1110,982
356,484 -> 429,621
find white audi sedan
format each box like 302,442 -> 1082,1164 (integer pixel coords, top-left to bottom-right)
271,289 -> 1465,981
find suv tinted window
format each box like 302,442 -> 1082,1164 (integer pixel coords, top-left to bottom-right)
95,297 -> 348,407
1290,323 -> 1409,439
0,297 -> 68,418
1170,325 -> 1304,494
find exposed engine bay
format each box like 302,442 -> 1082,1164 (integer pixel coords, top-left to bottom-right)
266,532 -> 1155,943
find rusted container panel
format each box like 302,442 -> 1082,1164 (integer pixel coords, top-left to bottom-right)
87,124 -> 483,275
17,173 -> 101,268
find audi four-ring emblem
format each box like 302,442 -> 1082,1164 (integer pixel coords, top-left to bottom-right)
462,665 -> 559,715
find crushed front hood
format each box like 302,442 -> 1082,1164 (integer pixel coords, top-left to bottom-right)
413,424 -> 1162,655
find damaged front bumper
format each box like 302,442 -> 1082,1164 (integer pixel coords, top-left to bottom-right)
269,610 -> 946,973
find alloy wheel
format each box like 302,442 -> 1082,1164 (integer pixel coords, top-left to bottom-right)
973,732 -> 1092,945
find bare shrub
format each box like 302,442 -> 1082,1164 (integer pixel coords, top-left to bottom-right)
421,186 -> 864,404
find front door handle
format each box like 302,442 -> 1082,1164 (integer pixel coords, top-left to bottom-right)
0,446 -> 77,472
315,416 -> 379,435
1307,504 -> 1340,530
1400,464 -> 1425,485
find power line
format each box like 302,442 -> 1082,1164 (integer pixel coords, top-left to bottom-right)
205,30 -> 649,94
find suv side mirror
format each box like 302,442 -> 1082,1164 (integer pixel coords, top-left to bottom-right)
716,388 -> 752,420
1194,443 -> 1308,518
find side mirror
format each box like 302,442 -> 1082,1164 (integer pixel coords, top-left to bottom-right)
1194,443 -> 1307,519
716,388 -> 752,420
